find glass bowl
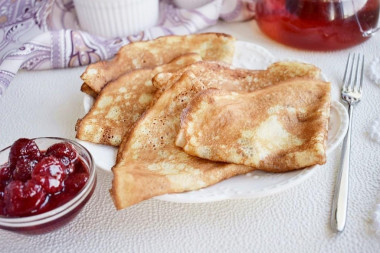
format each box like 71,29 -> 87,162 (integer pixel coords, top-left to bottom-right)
0,137 -> 97,234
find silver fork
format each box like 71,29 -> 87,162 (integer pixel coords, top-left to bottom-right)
331,53 -> 364,233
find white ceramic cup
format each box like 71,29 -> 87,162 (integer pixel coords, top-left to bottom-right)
172,0 -> 214,9
73,0 -> 159,38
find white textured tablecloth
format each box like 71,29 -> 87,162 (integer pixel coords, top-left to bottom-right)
1,21 -> 380,252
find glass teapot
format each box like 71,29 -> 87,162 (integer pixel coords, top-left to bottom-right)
255,0 -> 380,50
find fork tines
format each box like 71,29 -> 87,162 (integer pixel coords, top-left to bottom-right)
343,53 -> 364,94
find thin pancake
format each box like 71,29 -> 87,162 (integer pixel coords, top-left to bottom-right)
111,61 -> 322,209
176,79 -> 331,172
117,61 -> 322,161
76,53 -> 202,146
81,33 -> 235,93
111,71 -> 253,210
152,61 -> 322,97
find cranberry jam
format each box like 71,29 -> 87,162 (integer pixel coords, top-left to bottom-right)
0,138 -> 90,218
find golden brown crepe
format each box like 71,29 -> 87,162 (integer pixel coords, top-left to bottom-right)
152,60 -> 322,97
116,61 -> 321,162
81,33 -> 236,93
176,79 -> 331,172
75,53 -> 202,146
111,61 -> 323,209
111,71 -> 253,209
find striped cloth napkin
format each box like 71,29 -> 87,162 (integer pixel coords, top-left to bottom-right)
0,0 -> 256,96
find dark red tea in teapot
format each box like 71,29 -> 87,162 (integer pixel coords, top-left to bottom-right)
255,0 -> 380,50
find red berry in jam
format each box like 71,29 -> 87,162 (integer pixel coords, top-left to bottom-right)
46,142 -> 78,173
32,156 -> 65,194
4,180 -> 46,216
9,138 -> 41,169
0,163 -> 12,182
0,164 -> 12,194
13,158 -> 38,182
64,173 -> 89,194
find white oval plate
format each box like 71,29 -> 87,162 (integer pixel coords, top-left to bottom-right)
78,41 -> 349,203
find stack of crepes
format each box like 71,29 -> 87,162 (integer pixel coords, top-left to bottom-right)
75,33 -> 331,210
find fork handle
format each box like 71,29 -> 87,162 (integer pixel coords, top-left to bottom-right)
331,104 -> 353,232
